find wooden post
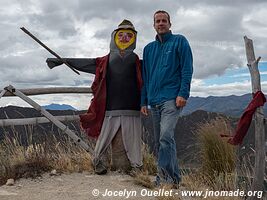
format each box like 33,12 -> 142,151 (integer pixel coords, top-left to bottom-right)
4,85 -> 94,155
244,36 -> 265,198
0,89 -> 7,99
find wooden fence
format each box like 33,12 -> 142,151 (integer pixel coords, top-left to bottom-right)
0,85 -> 94,154
0,86 -> 91,126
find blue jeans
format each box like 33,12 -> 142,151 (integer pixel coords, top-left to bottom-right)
150,99 -> 181,185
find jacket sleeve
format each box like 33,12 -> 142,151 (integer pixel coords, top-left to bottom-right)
140,50 -> 148,106
46,58 -> 97,74
177,37 -> 193,100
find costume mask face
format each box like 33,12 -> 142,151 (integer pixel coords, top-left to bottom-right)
115,29 -> 136,50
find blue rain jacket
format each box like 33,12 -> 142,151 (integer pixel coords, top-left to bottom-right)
141,31 -> 193,106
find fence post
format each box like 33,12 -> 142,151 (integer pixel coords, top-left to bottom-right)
244,36 -> 265,198
0,89 -> 7,99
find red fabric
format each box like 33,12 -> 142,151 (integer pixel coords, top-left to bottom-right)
222,91 -> 266,145
79,54 -> 142,138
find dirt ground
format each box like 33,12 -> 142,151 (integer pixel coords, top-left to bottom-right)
0,172 -> 163,200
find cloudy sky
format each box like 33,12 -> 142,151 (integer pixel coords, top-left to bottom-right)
1,0 -> 267,110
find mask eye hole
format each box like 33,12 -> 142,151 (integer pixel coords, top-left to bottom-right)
118,32 -> 124,37
127,33 -> 133,38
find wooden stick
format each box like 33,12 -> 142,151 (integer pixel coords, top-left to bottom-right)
256,56 -> 261,64
20,27 -> 80,75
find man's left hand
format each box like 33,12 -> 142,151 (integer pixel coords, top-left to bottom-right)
176,96 -> 187,107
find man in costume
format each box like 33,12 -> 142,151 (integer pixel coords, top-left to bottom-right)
46,19 -> 143,175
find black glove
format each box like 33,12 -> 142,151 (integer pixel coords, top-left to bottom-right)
46,58 -> 64,69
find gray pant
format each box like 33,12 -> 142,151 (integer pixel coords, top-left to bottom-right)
94,114 -> 143,168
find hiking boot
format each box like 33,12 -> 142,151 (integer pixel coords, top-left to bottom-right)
127,167 -> 142,177
94,160 -> 107,175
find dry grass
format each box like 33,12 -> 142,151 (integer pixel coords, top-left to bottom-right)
47,136 -> 93,173
0,126 -> 93,185
0,134 -> 51,185
196,118 -> 237,185
133,144 -> 157,189
142,143 -> 157,175
134,171 -> 154,189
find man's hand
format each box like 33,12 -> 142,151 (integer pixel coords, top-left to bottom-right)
141,106 -> 148,116
176,96 -> 187,107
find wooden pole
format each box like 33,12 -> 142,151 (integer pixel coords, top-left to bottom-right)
0,87 -> 92,97
0,115 -> 79,126
20,27 -> 80,75
4,85 -> 94,155
0,89 -> 7,99
244,36 -> 265,198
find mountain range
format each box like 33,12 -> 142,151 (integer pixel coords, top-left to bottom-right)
42,103 -> 77,111
40,93 -> 267,117
182,93 -> 267,117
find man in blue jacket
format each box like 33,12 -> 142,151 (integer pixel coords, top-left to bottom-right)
141,10 -> 193,187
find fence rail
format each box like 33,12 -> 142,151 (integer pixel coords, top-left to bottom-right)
0,87 -> 92,97
0,115 -> 80,126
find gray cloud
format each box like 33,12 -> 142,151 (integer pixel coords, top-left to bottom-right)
1,0 -> 267,108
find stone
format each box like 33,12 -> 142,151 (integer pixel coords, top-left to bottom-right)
6,179 -> 15,186
50,169 -> 57,176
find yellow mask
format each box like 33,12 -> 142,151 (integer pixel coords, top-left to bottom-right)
115,29 -> 136,50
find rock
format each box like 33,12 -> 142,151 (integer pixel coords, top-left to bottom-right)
50,169 -> 57,176
6,179 -> 15,186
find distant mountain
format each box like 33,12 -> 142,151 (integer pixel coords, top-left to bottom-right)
42,103 -> 77,111
182,93 -> 267,117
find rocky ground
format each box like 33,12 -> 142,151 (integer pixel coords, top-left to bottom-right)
0,172 -> 180,200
